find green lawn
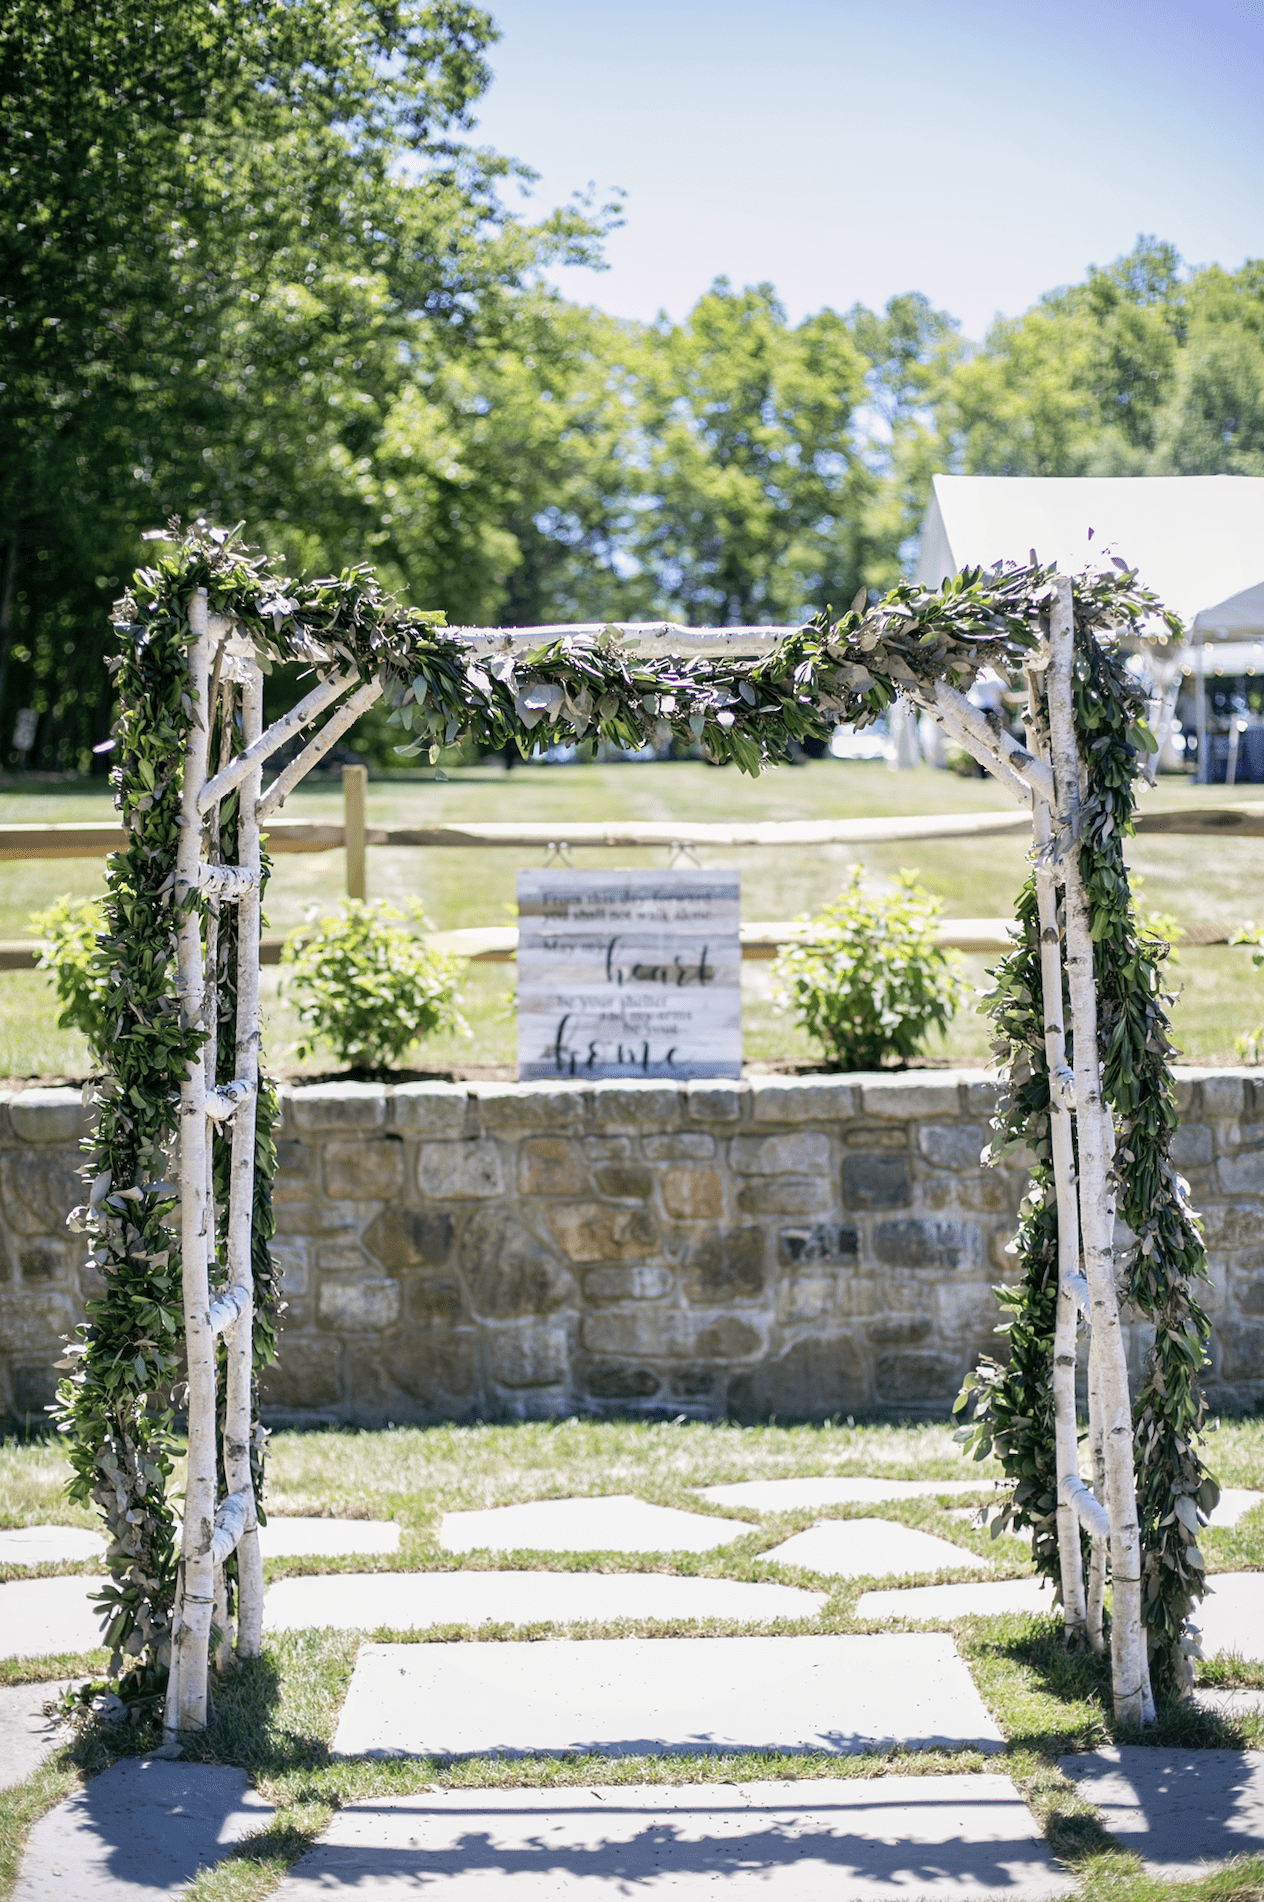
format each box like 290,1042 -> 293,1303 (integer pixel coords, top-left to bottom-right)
1,1419 -> 1263,1901
1,760 -> 1263,1078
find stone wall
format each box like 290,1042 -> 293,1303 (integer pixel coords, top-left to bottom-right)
1,1071 -> 1260,1426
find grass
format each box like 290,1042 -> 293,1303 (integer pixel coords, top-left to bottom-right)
1,1419 -> 1262,1899
3,759 -> 1264,1078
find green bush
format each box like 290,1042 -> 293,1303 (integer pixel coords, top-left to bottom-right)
31,893 -> 110,1061
772,867 -> 968,1070
280,899 -> 468,1070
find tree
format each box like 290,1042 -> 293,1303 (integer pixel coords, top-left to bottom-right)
0,0 -> 606,768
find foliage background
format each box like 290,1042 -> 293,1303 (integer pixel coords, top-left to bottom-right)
3,0 -> 1262,768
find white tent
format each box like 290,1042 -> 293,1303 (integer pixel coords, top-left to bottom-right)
915,474 -> 1264,638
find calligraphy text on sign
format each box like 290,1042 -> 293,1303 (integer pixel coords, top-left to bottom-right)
517,870 -> 741,1081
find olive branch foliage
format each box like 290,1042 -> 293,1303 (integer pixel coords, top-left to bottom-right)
55,520 -> 1211,1709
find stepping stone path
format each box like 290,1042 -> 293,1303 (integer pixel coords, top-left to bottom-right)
1210,1488 -> 1263,1527
265,1569 -> 825,1632
13,1758 -> 274,1902
0,1683 -> 70,1791
270,1775 -> 1075,1900
331,1633 -> 1006,1758
1192,1687 -> 1264,1719
0,1578 -> 107,1659
440,1494 -> 750,1553
763,1519 -> 989,1580
1060,1746 -> 1264,1879
700,1477 -> 986,1510
1197,1572 -> 1264,1662
857,1577 -> 1057,1622
0,1526 -> 106,1566
256,1517 -> 399,1557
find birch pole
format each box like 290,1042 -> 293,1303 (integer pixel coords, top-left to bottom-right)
169,589 -> 216,1737
1024,667 -> 1089,1644
224,659 -> 265,1659
1045,576 -> 1154,1725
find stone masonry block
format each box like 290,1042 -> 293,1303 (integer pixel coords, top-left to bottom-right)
259,1339 -> 342,1411
872,1218 -> 981,1272
777,1271 -> 835,1323
459,1210 -> 575,1316
490,1321 -> 570,1388
1170,1123 -> 1214,1169
918,1123 -> 991,1173
591,1082 -> 681,1128
474,1083 -> 585,1132
323,1138 -> 405,1201
1201,1075 -> 1246,1119
594,1163 -> 653,1201
867,1314 -> 933,1345
0,1291 -> 78,1353
587,1365 -> 660,1400
377,1332 -> 479,1409
363,1208 -> 454,1271
269,1241 -> 309,1295
1218,1153 -> 1264,1196
417,1140 -> 504,1199
1172,1073 -> 1198,1116
7,1089 -> 89,1144
518,1138 -> 587,1198
860,1077 -> 962,1120
778,1222 -> 858,1264
272,1201 -> 359,1238
935,1281 -> 1002,1338
728,1333 -> 869,1422
644,1133 -> 716,1161
685,1080 -> 742,1122
583,1264 -> 674,1302
749,1076 -> 857,1122
660,1166 -> 725,1221
0,1149 -> 85,1236
317,1244 -> 370,1271
962,1077 -> 999,1118
875,1350 -> 962,1405
317,1277 -> 401,1332
842,1153 -> 911,1209
729,1131 -> 831,1176
547,1202 -> 658,1263
585,1137 -> 632,1160
406,1273 -> 465,1324
681,1227 -> 766,1303
17,1243 -> 70,1283
737,1177 -> 833,1215
391,1083 -> 468,1138
289,1083 -> 387,1131
581,1309 -> 762,1361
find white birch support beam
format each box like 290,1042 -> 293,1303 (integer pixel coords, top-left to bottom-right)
930,679 -> 1054,805
192,863 -> 261,902
197,670 -> 358,813
1046,575 -> 1154,1726
208,1282 -> 252,1338
170,590 -> 216,1738
1026,678 -> 1090,1646
256,678 -> 383,821
907,688 -> 1033,807
205,1080 -> 256,1123
1086,1329 -> 1109,1656
1060,1474 -> 1113,1543
224,661 -> 265,1662
210,1489 -> 251,1565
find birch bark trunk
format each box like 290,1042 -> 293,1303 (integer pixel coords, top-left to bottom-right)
225,661 -> 264,1659
1045,576 -> 1153,1725
172,590 -> 215,1735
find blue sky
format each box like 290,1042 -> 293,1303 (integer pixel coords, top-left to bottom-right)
469,0 -> 1264,339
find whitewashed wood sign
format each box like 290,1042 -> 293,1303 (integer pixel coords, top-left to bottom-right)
517,869 -> 741,1081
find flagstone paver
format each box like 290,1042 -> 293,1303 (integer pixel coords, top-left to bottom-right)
1197,1573 -> 1264,1662
699,1477 -> 988,1511
0,1683 -> 70,1791
856,1578 -> 1056,1623
1210,1489 -> 1263,1528
269,1776 -> 1074,1899
265,1569 -> 825,1633
1192,1688 -> 1264,1719
13,1758 -> 275,1901
0,1578 -> 106,1659
1059,1746 -> 1264,1879
257,1517 -> 400,1557
763,1520 -> 989,1580
0,1526 -> 106,1567
332,1633 -> 1006,1758
440,1495 -> 750,1554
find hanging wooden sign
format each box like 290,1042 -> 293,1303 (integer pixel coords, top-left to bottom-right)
516,868 -> 741,1081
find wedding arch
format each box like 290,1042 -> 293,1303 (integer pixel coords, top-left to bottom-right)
56,521 -> 1213,1738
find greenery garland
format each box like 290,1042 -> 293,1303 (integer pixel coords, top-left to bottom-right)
953,581 -> 1215,1698
54,520 -> 1211,1710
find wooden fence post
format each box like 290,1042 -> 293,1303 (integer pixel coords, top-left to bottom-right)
343,764 -> 367,900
